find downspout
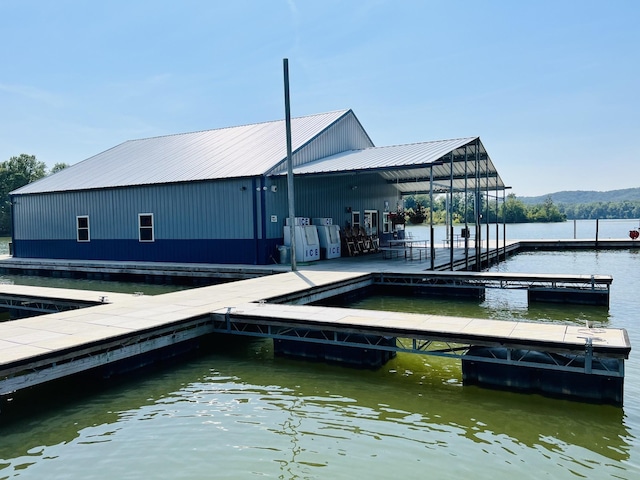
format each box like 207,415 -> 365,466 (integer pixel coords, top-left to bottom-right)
252,178 -> 260,264
9,194 -> 16,257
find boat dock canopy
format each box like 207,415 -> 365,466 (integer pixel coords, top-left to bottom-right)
285,137 -> 506,194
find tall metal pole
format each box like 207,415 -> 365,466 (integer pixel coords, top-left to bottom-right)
475,139 -> 481,270
495,181 -> 499,264
283,58 -> 297,271
449,152 -> 454,270
429,166 -> 435,270
464,144 -> 469,270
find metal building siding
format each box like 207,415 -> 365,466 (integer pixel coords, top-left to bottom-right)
292,112 -> 375,168
13,191 -> 80,240
262,176 -> 290,239
291,173 -> 398,229
268,111 -> 374,175
12,178 -> 258,242
259,172 -> 397,241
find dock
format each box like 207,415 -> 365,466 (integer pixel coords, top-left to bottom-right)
0,284 -> 134,316
0,264 -> 630,405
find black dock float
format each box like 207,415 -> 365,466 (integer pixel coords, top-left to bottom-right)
375,272 -> 612,307
528,287 -> 610,307
274,333 -> 396,368
462,346 -> 624,405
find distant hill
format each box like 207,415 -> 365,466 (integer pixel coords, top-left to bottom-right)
519,187 -> 640,205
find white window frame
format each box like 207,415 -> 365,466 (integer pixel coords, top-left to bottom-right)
382,212 -> 390,234
138,213 -> 154,242
77,215 -> 90,242
351,211 -> 361,229
364,209 -> 378,235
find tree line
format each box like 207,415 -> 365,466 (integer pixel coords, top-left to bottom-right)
0,154 -> 68,234
403,193 -> 640,224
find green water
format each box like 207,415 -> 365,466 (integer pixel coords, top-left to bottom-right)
0,248 -> 639,478
0,272 -> 188,296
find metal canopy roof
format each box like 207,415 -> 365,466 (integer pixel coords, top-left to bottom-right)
289,137 -> 506,194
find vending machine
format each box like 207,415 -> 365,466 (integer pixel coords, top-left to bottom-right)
313,218 -> 341,259
284,218 -> 320,262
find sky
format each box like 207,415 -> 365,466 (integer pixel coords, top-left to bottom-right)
1,0 -> 638,197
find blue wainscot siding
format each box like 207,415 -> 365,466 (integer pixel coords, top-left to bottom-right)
12,238 -> 282,265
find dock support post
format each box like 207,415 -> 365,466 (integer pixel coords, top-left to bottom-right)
449,225 -> 454,269
585,338 -> 593,374
225,307 -> 232,332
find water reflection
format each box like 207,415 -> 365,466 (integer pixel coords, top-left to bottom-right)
0,338 -> 631,480
0,273 -> 189,296
0,248 -> 638,479
349,293 -> 611,326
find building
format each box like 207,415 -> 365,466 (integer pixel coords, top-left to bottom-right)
9,109 -> 506,265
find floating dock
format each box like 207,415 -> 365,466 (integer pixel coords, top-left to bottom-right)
0,268 -> 630,406
211,302 -> 628,405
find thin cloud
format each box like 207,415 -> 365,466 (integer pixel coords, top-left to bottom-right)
0,83 -> 65,108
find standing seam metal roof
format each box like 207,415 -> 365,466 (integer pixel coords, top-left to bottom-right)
290,137 -> 506,193
12,110 -> 351,195
290,137 -> 477,174
12,110 -> 506,196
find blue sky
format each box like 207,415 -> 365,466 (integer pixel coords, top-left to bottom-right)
1,0 -> 638,197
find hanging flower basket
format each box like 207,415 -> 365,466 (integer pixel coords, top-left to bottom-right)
388,212 -> 405,226
407,202 -> 426,224
408,214 -> 425,225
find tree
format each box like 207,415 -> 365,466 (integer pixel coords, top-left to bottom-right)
0,154 -> 47,234
50,162 -> 70,174
528,196 -> 566,222
501,193 -> 529,223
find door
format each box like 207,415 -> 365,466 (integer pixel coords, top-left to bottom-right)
364,210 -> 378,236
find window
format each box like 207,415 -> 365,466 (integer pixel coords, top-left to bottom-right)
351,211 -> 361,229
139,213 -> 154,242
382,212 -> 390,234
364,210 -> 378,235
77,216 -> 90,242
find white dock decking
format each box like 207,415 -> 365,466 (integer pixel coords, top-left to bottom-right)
0,269 -> 631,398
0,271 -> 367,371
218,301 -> 629,356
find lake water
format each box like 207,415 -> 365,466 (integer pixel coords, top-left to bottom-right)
1,221 -> 640,479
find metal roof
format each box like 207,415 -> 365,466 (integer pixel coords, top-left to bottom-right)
12,110 -> 352,195
289,137 -> 506,194
12,109 -> 506,197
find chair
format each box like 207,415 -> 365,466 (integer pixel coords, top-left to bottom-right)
359,226 -> 373,252
342,226 -> 359,256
